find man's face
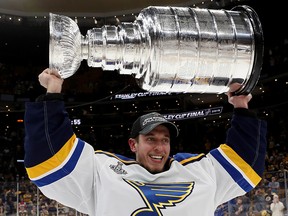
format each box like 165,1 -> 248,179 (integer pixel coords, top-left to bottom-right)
128,125 -> 171,174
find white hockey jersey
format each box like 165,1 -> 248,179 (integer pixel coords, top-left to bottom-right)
24,101 -> 267,216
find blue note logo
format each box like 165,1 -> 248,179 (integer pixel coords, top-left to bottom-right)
124,179 -> 194,215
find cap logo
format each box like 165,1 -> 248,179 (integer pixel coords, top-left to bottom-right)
142,116 -> 166,126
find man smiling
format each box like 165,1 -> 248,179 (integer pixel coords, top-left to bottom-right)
128,114 -> 178,174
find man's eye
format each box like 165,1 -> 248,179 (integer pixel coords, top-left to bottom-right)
163,139 -> 170,143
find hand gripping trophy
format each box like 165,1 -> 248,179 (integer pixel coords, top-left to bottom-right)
49,5 -> 263,95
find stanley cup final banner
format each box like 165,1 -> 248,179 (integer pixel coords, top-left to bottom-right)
113,92 -> 223,120
163,107 -> 223,121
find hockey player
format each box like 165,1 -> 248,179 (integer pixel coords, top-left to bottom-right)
24,68 -> 267,215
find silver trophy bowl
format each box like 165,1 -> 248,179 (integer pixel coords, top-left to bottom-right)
49,5 -> 264,95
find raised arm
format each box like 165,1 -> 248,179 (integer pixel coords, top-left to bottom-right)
225,84 -> 267,177
206,84 -> 267,206
24,68 -> 96,214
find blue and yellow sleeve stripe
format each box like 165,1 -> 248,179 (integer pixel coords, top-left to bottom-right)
26,134 -> 85,187
210,144 -> 261,192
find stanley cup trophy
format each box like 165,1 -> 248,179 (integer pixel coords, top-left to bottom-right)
49,5 -> 263,95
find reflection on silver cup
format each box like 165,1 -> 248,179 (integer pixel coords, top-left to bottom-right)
49,5 -> 263,95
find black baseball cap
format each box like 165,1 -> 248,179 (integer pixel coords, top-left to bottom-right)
130,112 -> 179,138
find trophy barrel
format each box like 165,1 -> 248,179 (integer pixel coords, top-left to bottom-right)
135,5 -> 264,95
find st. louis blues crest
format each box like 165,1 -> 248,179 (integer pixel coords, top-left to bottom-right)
124,179 -> 195,215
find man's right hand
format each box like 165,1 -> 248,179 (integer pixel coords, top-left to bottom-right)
38,68 -> 64,93
226,83 -> 252,109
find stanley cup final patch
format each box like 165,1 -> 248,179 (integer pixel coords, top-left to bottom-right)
109,161 -> 128,175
